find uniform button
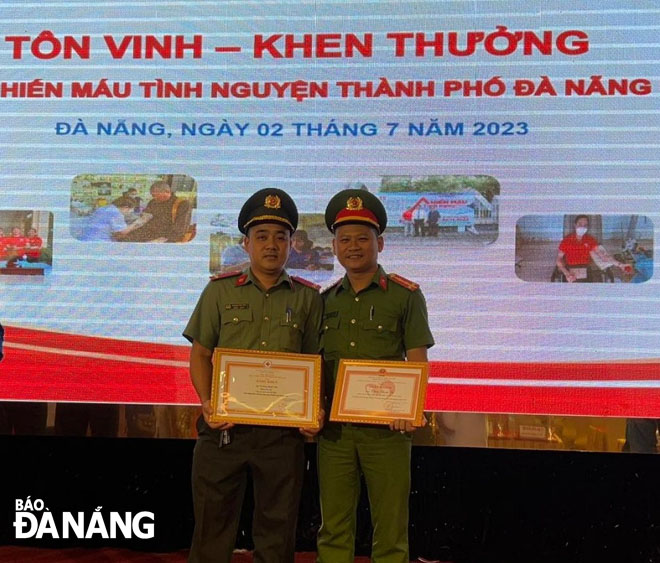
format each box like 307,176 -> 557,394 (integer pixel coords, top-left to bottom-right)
350,341 -> 356,347
265,293 -> 270,298
378,325 -> 383,331
264,316 -> 269,321
261,341 -> 267,346
324,325 -> 329,330
232,317 -> 239,323
293,323 -> 298,328
354,297 -> 360,302
350,318 -> 356,324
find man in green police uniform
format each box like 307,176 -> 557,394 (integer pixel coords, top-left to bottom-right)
183,188 -> 323,563
317,189 -> 435,563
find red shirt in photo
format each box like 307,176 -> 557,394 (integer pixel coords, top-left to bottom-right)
558,233 -> 599,265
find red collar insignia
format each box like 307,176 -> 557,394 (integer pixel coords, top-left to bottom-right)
379,274 -> 388,291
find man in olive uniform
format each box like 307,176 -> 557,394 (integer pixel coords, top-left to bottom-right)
183,188 -> 323,563
317,189 -> 435,563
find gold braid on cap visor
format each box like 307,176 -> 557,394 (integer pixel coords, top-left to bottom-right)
243,214 -> 294,231
332,214 -> 380,230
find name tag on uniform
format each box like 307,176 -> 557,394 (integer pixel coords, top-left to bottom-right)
225,303 -> 249,310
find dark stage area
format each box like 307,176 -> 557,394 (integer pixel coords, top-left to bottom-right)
2,436 -> 659,562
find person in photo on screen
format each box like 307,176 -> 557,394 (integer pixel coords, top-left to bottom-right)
413,202 -> 428,237
79,195 -> 137,241
24,228 -> 42,262
220,241 -> 250,273
0,228 -> 6,260
183,188 -> 324,563
427,205 -> 440,237
287,229 -> 320,270
123,187 -> 143,213
317,189 -> 434,563
118,181 -> 192,243
4,226 -> 27,267
556,215 -> 628,282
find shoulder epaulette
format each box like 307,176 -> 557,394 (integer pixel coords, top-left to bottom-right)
388,273 -> 419,291
321,278 -> 342,295
209,270 -> 242,281
290,275 -> 320,291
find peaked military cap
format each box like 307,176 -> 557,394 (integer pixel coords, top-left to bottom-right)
325,189 -> 387,234
238,188 -> 298,234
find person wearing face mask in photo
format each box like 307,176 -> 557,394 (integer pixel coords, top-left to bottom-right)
556,214 -> 627,282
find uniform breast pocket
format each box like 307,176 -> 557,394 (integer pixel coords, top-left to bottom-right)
320,315 -> 340,354
221,309 -> 253,347
279,315 -> 304,352
361,317 -> 400,353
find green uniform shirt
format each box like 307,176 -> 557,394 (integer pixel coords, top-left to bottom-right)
321,265 -> 434,399
184,268 -> 323,355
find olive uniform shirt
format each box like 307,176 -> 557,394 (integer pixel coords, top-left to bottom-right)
321,265 -> 434,399
184,268 -> 322,357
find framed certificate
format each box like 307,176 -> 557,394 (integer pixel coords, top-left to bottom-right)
210,347 -> 322,428
329,359 -> 429,425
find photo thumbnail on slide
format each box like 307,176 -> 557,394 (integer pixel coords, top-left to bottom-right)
378,175 -> 500,246
70,174 -> 197,243
0,210 -> 53,280
210,213 -> 335,285
515,214 -> 654,283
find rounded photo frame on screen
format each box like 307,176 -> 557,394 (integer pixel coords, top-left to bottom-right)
70,174 -> 197,243
0,210 -> 53,283
515,214 -> 653,284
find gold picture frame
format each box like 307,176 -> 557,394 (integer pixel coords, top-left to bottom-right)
210,347 -> 322,428
330,359 -> 429,425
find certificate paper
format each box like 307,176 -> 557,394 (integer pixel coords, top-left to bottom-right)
210,348 -> 321,428
330,359 -> 429,425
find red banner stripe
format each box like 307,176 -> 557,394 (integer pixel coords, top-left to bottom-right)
429,361 -> 660,381
425,383 -> 660,417
5,325 -> 189,362
2,326 -> 659,415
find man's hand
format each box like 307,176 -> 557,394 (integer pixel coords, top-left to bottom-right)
300,409 -> 325,438
202,399 -> 234,430
389,415 -> 428,433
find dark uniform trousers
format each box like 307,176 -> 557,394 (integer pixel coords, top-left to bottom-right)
189,423 -> 304,563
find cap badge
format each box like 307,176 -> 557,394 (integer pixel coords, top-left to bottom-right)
264,194 -> 281,209
346,196 -> 363,211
